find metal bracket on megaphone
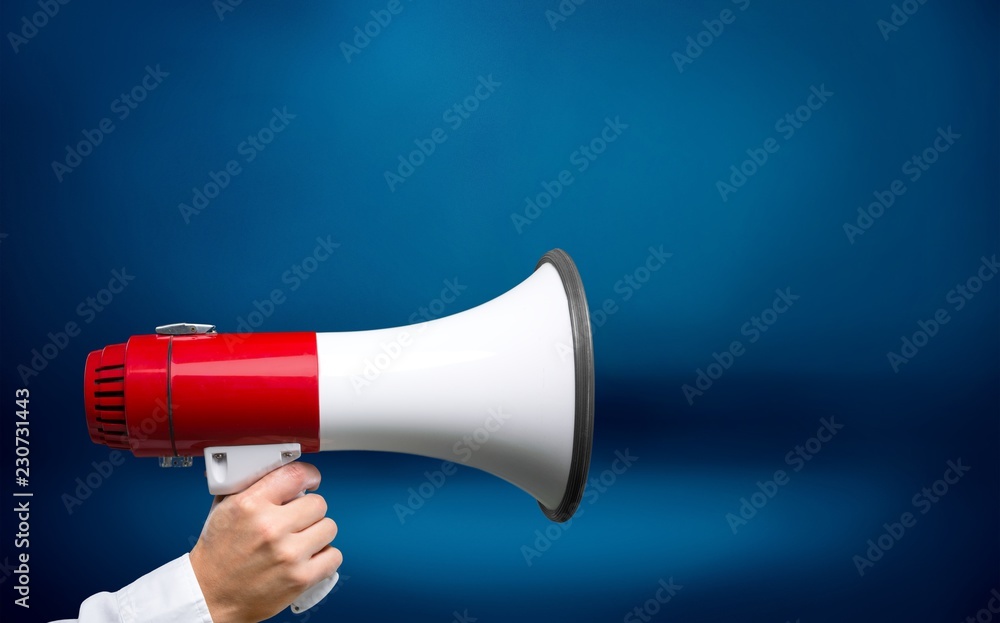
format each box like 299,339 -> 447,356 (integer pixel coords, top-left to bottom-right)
155,323 -> 217,335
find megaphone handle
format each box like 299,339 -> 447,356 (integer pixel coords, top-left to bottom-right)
290,568 -> 340,613
201,444 -> 341,615
288,488 -> 340,613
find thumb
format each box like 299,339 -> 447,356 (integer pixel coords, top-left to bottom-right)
199,495 -> 227,539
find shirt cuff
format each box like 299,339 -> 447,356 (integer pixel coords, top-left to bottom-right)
115,553 -> 213,623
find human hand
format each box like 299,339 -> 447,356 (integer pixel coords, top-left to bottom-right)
189,462 -> 342,623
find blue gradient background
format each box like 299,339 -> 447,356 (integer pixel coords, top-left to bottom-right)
1,1 -> 998,622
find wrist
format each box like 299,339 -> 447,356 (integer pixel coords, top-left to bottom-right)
190,544 -> 244,623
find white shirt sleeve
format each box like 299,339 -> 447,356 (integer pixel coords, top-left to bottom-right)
52,553 -> 213,623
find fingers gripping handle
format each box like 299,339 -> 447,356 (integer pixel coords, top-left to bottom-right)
203,444 -> 340,615
288,487 -> 339,613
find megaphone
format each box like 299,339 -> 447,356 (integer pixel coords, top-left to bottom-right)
83,248 -> 594,612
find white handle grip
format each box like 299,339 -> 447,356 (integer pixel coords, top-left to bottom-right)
291,571 -> 339,613
288,487 -> 339,614
202,444 -> 341,615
